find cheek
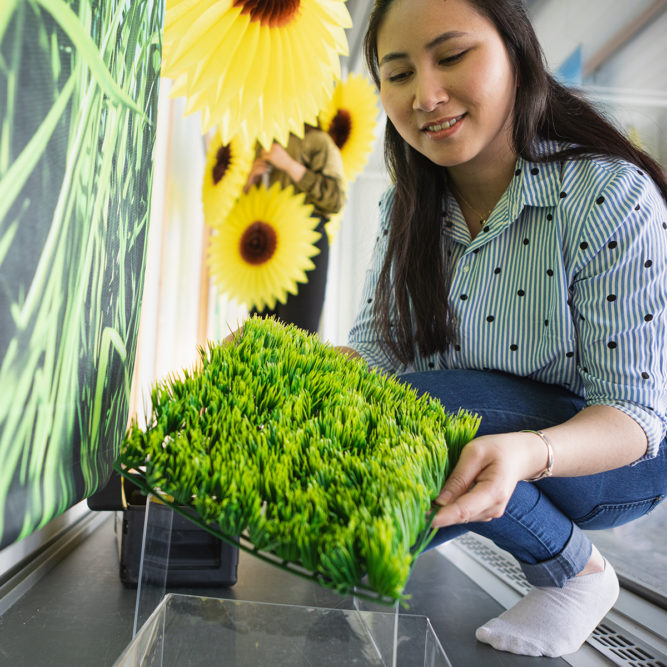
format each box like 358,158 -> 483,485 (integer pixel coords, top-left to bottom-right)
380,90 -> 405,124
477,58 -> 516,109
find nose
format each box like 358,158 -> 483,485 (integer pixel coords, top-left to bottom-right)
413,70 -> 449,112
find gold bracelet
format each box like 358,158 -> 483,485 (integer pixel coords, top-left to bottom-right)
521,429 -> 554,481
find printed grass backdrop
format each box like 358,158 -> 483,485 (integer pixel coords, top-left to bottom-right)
0,0 -> 162,547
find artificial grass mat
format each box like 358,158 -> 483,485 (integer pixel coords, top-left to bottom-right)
116,316 -> 480,604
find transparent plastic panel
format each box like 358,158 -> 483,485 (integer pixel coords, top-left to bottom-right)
116,594 -> 453,667
353,585 -> 452,667
353,585 -> 400,666
133,496 -> 174,635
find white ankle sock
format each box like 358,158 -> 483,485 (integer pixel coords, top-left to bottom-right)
475,559 -> 619,657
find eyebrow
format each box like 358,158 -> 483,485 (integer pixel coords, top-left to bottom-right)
379,30 -> 468,66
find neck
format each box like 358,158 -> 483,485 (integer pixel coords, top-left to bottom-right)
446,146 -> 518,217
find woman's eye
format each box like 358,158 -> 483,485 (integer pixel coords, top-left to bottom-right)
440,50 -> 467,65
388,71 -> 412,83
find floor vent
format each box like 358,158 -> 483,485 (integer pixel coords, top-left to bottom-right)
454,535 -> 667,667
455,534 -> 531,594
590,621 -> 667,667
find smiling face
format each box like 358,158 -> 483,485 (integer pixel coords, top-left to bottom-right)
377,0 -> 518,177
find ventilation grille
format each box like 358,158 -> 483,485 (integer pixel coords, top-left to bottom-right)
591,621 -> 666,667
454,534 -> 667,667
455,534 -> 532,595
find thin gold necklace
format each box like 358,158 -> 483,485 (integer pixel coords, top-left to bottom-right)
453,188 -> 495,226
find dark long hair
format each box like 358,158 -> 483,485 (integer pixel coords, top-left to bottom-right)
364,0 -> 667,366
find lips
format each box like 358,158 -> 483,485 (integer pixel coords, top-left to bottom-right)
421,113 -> 466,132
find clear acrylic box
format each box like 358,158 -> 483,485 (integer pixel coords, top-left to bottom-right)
114,594 -> 451,667
116,496 -> 452,666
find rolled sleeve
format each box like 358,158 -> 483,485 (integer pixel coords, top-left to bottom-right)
296,132 -> 346,215
297,168 -> 345,215
570,167 -> 667,461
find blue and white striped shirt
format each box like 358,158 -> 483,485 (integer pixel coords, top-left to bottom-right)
347,140 -> 667,460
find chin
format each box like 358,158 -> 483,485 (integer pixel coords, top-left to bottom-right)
424,151 -> 471,169
413,142 -> 470,169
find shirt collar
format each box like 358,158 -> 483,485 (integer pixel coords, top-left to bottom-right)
512,139 -> 564,209
443,191 -> 472,245
442,138 -> 565,247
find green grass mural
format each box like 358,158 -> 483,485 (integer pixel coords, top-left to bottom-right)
0,0 -> 163,548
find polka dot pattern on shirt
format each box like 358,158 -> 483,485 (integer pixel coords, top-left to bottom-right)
348,143 -> 667,458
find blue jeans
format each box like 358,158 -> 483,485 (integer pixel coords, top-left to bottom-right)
399,370 -> 667,587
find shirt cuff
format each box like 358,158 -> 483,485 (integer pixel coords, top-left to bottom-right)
297,168 -> 317,194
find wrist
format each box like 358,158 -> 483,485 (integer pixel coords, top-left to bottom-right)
520,429 -> 554,481
289,161 -> 307,183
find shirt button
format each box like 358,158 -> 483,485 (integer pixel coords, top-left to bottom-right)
462,265 -> 470,273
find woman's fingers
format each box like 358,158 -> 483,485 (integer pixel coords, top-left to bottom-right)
432,478 -> 508,527
431,434 -> 522,527
435,469 -> 474,507
262,143 -> 289,169
435,440 -> 486,506
243,159 -> 271,192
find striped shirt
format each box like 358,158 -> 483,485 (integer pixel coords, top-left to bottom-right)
347,140 -> 667,461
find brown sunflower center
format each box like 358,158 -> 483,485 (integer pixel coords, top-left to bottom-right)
212,144 -> 232,184
328,109 -> 352,149
233,0 -> 300,27
240,221 -> 277,265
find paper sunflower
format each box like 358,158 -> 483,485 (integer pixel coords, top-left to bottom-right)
208,182 -> 321,311
325,211 -> 342,245
163,0 -> 352,149
319,73 -> 380,182
202,134 -> 254,228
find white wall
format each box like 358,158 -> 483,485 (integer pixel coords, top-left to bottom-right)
529,0 -> 667,164
130,83 -> 246,425
321,117 -> 389,345
528,0 -> 659,73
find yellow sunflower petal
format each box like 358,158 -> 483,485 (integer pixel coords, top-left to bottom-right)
208,182 -> 321,311
201,133 -> 254,228
325,211 -> 343,245
320,73 -> 380,183
163,0 -> 351,148
166,2 -> 233,72
262,29 -> 282,109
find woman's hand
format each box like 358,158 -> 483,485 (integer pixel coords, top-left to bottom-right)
261,142 -> 307,183
432,431 -> 548,527
261,143 -> 292,171
243,159 -> 271,193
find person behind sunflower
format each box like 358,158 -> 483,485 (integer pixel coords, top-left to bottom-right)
243,124 -> 346,334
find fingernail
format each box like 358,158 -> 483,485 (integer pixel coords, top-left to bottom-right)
437,491 -> 452,506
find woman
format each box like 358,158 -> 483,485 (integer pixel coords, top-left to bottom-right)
341,0 -> 667,657
245,125 -> 346,334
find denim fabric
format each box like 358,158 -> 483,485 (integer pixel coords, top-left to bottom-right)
398,370 -> 667,587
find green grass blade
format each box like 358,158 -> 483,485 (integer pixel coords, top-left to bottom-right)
35,0 -> 145,117
0,71 -> 75,225
0,0 -> 18,47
